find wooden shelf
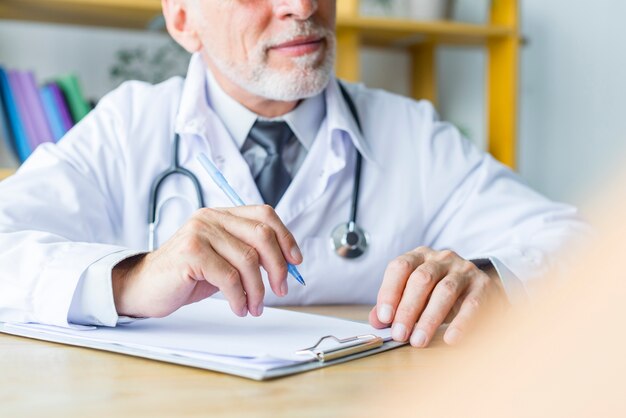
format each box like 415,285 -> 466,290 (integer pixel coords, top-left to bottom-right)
339,17 -> 516,48
0,0 -> 515,47
0,169 -> 15,181
0,0 -> 520,168
0,0 -> 161,30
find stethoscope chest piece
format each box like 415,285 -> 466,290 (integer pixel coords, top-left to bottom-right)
331,221 -> 369,259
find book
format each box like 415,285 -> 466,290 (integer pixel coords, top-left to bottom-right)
8,70 -> 38,155
40,84 -> 68,142
47,82 -> 74,134
0,67 -> 31,162
21,71 -> 55,146
55,74 -> 91,123
0,299 -> 403,381
0,84 -> 19,168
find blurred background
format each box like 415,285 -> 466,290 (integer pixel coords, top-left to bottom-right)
1,0 -> 624,207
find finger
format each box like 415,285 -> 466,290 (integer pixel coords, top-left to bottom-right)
391,261 -> 447,342
195,245 -> 248,318
376,251 -> 426,325
203,226 -> 266,317
221,205 -> 303,265
368,306 -> 388,329
444,285 -> 487,346
410,273 -> 469,347
444,297 -> 464,324
211,209 -> 288,298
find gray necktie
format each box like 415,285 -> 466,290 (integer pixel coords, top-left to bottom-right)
247,120 -> 294,207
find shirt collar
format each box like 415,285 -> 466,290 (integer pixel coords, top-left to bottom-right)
205,65 -> 324,152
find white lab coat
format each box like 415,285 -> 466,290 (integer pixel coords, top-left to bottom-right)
0,54 -> 587,327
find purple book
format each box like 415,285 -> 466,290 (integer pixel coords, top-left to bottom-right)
48,82 -> 74,132
20,71 -> 55,146
7,70 -> 38,152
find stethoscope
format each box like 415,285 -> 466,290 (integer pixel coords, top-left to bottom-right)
148,83 -> 368,258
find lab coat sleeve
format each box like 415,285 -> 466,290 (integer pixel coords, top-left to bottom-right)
67,250 -> 145,326
0,85 -> 135,327
415,103 -> 590,301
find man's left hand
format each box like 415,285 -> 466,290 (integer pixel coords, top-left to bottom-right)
369,247 -> 506,347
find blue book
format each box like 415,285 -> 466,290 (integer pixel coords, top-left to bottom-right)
0,84 -> 18,165
40,84 -> 67,142
0,66 -> 30,162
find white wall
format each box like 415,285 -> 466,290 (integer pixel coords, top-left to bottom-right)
0,20 -> 175,99
2,0 -> 625,205
519,0 -> 626,204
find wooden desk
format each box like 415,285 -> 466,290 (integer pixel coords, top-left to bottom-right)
0,306 -> 455,417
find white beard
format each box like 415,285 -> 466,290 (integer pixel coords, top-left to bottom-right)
206,21 -> 336,102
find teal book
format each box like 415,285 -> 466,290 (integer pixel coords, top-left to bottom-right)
55,74 -> 91,123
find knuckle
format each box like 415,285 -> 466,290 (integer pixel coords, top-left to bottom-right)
182,234 -> 203,254
414,267 -> 435,287
258,204 -> 276,219
414,246 -> 430,255
280,229 -> 294,243
223,267 -> 241,288
458,260 -> 476,275
275,262 -> 288,279
439,278 -> 460,298
196,207 -> 218,220
389,257 -> 414,276
419,314 -> 439,330
438,249 -> 457,261
185,216 -> 205,233
466,295 -> 482,311
241,245 -> 259,265
254,222 -> 274,242
396,304 -> 417,319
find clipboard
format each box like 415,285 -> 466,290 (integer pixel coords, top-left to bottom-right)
0,300 -> 406,381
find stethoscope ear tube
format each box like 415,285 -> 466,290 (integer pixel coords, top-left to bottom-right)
332,82 -> 368,259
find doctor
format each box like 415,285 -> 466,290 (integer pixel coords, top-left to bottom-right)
0,0 -> 587,348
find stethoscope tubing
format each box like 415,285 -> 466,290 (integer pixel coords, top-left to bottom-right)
148,82 -> 366,257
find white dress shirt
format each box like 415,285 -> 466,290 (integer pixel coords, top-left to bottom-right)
205,68 -> 325,179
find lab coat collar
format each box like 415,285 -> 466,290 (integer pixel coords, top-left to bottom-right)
175,53 -> 213,136
324,78 -> 377,165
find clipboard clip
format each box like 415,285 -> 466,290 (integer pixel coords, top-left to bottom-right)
296,334 -> 384,363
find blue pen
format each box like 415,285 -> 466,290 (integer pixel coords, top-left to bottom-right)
197,153 -> 306,286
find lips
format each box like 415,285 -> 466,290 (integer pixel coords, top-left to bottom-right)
270,36 -> 324,50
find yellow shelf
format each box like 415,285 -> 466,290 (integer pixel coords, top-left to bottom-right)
0,169 -> 15,181
0,0 -> 520,168
0,0 -> 161,30
338,17 -> 516,47
0,0 -> 515,47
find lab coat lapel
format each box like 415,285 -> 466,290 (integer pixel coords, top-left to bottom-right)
276,79 -> 378,226
275,118 -> 347,226
174,54 -> 264,208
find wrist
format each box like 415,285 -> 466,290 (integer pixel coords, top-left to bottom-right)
112,254 -> 146,317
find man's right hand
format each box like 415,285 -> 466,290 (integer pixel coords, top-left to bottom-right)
111,205 -> 303,319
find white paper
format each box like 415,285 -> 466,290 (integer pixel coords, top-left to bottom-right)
5,299 -> 392,370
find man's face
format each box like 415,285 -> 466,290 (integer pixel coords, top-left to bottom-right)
189,0 -> 337,101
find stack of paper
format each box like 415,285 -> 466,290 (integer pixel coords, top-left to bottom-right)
1,299 -> 400,380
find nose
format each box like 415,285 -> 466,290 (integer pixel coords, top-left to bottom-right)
274,0 -> 318,21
